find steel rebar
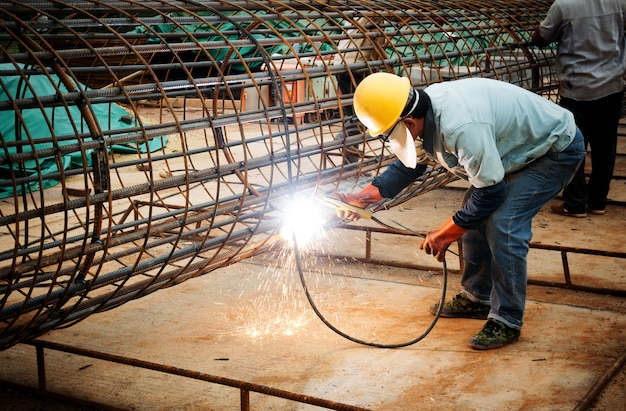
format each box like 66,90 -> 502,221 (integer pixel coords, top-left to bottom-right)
0,0 -> 559,350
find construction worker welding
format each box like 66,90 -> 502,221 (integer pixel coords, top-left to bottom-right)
335,72 -> 585,349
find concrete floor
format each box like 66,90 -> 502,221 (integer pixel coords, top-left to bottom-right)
1,175 -> 625,410
1,128 -> 626,410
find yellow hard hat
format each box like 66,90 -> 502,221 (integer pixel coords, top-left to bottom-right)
353,72 -> 411,136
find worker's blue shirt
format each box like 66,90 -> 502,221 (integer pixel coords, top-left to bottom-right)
425,78 -> 576,189
373,78 -> 577,228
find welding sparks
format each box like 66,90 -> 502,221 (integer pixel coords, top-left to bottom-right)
225,244 -> 345,342
220,199 -> 347,342
230,251 -> 314,341
280,196 -> 328,247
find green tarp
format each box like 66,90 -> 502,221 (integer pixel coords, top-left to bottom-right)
0,64 -> 167,198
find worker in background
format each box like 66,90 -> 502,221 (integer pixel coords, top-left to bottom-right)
335,72 -> 585,350
532,0 -> 626,217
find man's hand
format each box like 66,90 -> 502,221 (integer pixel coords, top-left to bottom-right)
531,26 -> 550,47
420,216 -> 467,262
333,183 -> 383,221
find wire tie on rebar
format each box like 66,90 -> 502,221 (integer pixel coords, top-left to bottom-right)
74,278 -> 88,286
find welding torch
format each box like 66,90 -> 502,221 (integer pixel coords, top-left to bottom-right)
320,196 -> 373,220
320,196 -> 469,262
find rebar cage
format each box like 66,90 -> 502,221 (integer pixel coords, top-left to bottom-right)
0,0 -> 558,349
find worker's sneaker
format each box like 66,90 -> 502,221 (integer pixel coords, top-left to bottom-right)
468,319 -> 520,350
550,203 -> 587,218
587,207 -> 606,215
429,293 -> 490,319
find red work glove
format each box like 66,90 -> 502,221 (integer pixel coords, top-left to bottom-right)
334,183 -> 383,221
420,216 -> 467,262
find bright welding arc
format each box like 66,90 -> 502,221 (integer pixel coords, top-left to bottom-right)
280,196 -> 330,247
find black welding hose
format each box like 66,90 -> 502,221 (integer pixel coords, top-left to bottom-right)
293,219 -> 448,348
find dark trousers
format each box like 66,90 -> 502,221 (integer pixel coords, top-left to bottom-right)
559,92 -> 623,212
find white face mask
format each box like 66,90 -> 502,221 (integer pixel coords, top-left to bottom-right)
386,121 -> 428,169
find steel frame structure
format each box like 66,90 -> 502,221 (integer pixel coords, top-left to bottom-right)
1,0 -> 560,349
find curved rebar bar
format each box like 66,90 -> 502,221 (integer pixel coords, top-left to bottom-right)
0,0 -> 557,350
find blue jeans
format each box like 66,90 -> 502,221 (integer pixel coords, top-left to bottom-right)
459,130 -> 585,329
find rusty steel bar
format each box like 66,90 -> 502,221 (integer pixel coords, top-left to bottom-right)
574,349 -> 626,411
28,339 -> 371,411
0,0 -> 559,350
332,223 -> 626,297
